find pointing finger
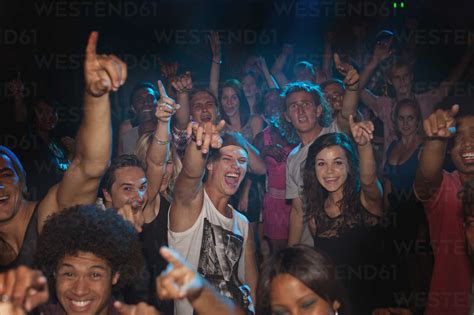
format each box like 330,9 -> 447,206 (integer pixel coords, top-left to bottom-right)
85,31 -> 98,58
157,80 -> 168,99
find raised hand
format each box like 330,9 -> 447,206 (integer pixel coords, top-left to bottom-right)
156,80 -> 179,123
372,38 -> 393,63
349,115 -> 374,146
0,266 -> 49,313
423,104 -> 459,138
117,204 -> 144,233
114,301 -> 161,315
254,56 -> 269,72
209,31 -> 221,60
84,32 -> 127,97
6,75 -> 24,98
334,53 -> 359,88
170,71 -> 193,94
186,120 -> 226,154
158,59 -> 179,79
156,246 -> 204,301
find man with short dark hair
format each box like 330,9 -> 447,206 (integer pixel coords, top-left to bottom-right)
169,119 -> 257,315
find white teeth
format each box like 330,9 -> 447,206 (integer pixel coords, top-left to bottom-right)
71,300 -> 91,307
226,173 -> 239,178
462,153 -> 474,158
0,196 -> 8,201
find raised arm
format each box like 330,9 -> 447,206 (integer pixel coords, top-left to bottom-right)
349,116 -> 383,216
7,76 -> 27,123
170,120 -> 225,232
209,31 -> 222,98
414,105 -> 459,200
255,56 -> 279,89
359,40 -> 392,114
334,53 -> 360,134
170,71 -> 193,130
38,31 -> 126,230
271,44 -> 292,87
246,140 -> 266,175
157,246 -> 245,315
321,32 -> 335,79
142,80 -> 176,222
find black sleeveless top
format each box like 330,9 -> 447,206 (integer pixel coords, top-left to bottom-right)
0,203 -> 39,272
140,194 -> 173,314
313,205 -> 386,314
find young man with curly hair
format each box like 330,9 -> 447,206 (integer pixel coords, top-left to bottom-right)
33,204 -> 156,315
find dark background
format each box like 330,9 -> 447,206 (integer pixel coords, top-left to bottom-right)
1,0 -> 473,138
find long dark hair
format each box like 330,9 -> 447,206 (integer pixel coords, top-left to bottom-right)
257,245 -> 348,315
219,79 -> 251,127
303,133 -> 361,223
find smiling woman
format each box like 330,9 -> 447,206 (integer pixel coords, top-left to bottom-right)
302,127 -> 385,314
257,245 -> 345,315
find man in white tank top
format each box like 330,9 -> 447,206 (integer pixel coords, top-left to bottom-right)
168,120 -> 257,315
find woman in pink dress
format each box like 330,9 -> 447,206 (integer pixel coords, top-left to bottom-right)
254,89 -> 297,251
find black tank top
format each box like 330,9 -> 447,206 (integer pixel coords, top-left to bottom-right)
0,203 -> 39,272
140,194 -> 173,314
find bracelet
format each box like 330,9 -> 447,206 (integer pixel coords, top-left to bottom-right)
346,85 -> 359,91
153,134 -> 170,145
212,59 -> 222,64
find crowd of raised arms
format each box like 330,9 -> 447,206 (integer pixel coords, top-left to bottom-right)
1,22 -> 474,315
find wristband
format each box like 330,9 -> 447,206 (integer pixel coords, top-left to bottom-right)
346,85 -> 359,92
212,59 -> 222,64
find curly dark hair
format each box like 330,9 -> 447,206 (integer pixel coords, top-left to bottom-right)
101,154 -> 146,193
34,204 -> 143,289
302,133 -> 361,224
280,81 -> 332,128
256,245 -> 347,315
219,79 -> 251,127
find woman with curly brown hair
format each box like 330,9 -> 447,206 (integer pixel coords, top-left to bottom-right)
302,116 -> 383,314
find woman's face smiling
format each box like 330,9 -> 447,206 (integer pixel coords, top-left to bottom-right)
315,145 -> 349,194
221,87 -> 240,118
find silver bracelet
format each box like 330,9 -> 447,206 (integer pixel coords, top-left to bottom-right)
153,134 -> 170,145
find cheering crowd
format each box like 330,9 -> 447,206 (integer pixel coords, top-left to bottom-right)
1,20 -> 474,315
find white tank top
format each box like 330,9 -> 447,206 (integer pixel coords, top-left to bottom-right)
168,189 -> 252,315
